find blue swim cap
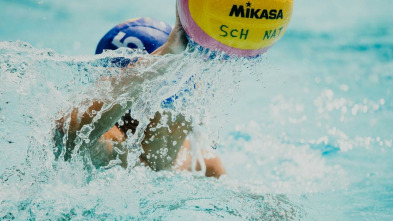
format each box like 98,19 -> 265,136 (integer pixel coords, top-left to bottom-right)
96,17 -> 172,54
95,18 -> 185,109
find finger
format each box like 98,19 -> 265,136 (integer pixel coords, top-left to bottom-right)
175,1 -> 182,26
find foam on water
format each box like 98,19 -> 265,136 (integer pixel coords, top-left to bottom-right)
0,38 -> 393,219
2,36 -> 390,219
0,41 -> 307,219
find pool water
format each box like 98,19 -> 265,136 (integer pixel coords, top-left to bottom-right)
1,0 -> 393,220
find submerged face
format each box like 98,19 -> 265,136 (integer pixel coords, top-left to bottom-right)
139,112 -> 192,171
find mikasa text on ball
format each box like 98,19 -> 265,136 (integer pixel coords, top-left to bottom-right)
178,0 -> 294,57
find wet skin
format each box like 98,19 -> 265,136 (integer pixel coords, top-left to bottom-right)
56,6 -> 225,178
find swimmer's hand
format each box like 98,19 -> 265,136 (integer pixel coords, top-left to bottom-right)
152,5 -> 188,55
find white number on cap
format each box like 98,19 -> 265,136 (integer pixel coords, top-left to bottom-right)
112,31 -> 144,50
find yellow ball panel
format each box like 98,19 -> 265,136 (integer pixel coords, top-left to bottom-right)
188,0 -> 294,50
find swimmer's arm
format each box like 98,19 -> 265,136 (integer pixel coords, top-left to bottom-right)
75,6 -> 188,140
59,56 -> 180,149
151,4 -> 187,55
57,9 -> 188,153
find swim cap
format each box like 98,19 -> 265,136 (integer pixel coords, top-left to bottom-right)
95,18 -> 179,109
178,0 -> 294,57
95,17 -> 172,54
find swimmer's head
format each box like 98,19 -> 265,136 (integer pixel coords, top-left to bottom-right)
96,17 -> 172,54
